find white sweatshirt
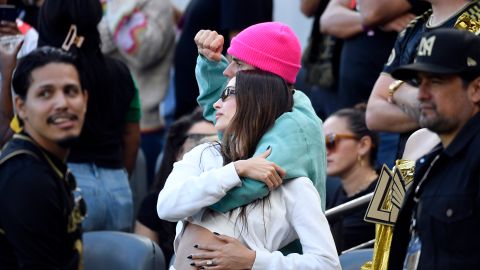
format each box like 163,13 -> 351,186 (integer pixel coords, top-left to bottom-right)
157,143 -> 341,270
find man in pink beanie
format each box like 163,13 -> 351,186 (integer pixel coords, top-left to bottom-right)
192,21 -> 327,220
195,21 -> 326,206
225,22 -> 302,84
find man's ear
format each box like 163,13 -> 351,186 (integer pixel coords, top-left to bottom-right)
469,77 -> 480,104
15,96 -> 26,121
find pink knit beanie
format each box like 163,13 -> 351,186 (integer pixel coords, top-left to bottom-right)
227,22 -> 301,84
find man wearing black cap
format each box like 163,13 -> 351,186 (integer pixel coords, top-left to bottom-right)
0,47 -> 87,269
388,28 -> 480,270
366,0 -> 480,158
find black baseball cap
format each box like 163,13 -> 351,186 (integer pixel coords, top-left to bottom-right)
392,28 -> 480,83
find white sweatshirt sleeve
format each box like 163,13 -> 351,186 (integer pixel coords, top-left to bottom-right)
157,143 -> 242,221
252,178 -> 341,270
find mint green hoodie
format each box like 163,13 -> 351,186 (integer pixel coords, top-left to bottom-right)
196,55 -> 327,212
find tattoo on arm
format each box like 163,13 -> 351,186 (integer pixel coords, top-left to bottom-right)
399,101 -> 420,121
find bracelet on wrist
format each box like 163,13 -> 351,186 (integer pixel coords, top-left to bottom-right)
387,80 -> 404,104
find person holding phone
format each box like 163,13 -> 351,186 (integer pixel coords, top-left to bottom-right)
0,1 -> 38,56
0,1 -> 38,150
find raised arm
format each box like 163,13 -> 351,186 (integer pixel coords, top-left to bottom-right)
0,40 -> 22,147
195,30 -> 326,213
195,55 -> 229,122
194,31 -> 276,214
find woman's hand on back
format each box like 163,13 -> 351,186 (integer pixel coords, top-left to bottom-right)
234,147 -> 286,190
189,232 -> 256,270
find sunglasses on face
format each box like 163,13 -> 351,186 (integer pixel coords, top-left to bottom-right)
220,86 -> 236,101
325,133 -> 358,151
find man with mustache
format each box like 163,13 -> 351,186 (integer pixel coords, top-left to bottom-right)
366,0 -> 480,158
388,28 -> 480,270
0,46 -> 88,270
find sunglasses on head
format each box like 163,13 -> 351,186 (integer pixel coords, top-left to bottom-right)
325,133 -> 358,151
66,170 -> 87,232
220,86 -> 236,101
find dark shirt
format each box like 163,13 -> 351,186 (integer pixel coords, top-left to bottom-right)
389,112 -> 480,270
337,1 -> 430,109
338,30 -> 398,108
327,180 -> 377,253
0,134 -> 82,270
67,57 -> 136,168
383,1 -> 480,74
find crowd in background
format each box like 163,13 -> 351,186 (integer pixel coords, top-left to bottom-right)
1,0 -> 480,269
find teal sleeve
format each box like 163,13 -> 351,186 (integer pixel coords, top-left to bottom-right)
212,91 -> 327,212
196,55 -> 326,212
213,92 -> 326,212
195,55 -> 229,123
279,239 -> 303,255
247,90 -> 327,210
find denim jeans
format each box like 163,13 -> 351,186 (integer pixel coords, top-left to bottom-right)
68,163 -> 133,232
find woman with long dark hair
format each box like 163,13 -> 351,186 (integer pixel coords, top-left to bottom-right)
157,70 -> 340,270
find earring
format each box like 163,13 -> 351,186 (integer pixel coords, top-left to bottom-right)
10,114 -> 23,133
357,155 -> 365,167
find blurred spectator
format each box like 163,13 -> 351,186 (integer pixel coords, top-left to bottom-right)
38,0 -> 140,232
297,0 -> 342,120
98,0 -> 176,186
135,108 -> 216,266
0,0 -> 38,148
8,0 -> 43,29
323,104 -> 379,253
0,0 -> 39,55
173,0 -> 272,119
0,38 -> 21,148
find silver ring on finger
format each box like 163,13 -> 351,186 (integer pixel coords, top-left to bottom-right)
206,259 -> 214,266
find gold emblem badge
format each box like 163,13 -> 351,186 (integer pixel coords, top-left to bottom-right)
454,13 -> 480,35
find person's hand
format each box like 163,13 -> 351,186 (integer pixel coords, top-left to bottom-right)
0,20 -> 21,36
380,13 -> 416,32
234,147 -> 286,190
189,233 -> 256,270
194,29 -> 224,62
0,38 -> 22,77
